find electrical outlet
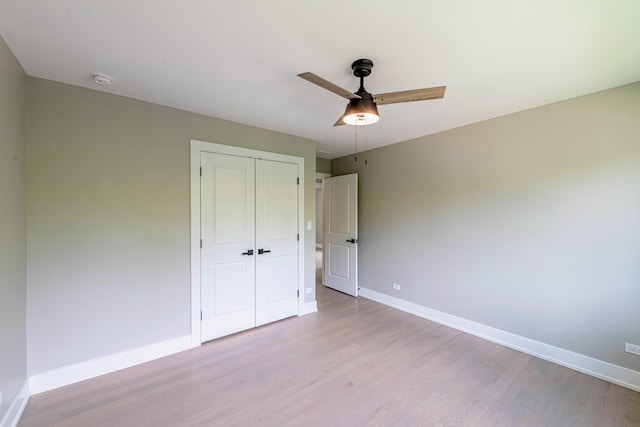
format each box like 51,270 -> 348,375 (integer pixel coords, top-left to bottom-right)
305,287 -> 313,294
625,342 -> 640,356
392,283 -> 401,290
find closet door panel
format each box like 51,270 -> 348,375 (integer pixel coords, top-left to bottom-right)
201,153 -> 256,341
255,160 -> 299,326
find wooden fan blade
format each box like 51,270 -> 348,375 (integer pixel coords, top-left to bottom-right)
374,86 -> 446,105
298,72 -> 361,100
333,114 -> 346,126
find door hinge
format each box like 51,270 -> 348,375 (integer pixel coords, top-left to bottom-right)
297,233 -> 299,241
200,239 -> 202,248
200,167 -> 202,177
297,290 -> 300,297
296,177 -> 299,185
200,311 -> 203,320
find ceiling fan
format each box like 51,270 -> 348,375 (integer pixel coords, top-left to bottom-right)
298,58 -> 446,127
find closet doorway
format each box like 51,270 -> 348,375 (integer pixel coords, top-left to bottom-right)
190,140 -> 305,344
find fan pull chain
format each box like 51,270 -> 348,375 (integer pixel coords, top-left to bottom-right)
364,122 -> 367,151
354,123 -> 358,162
364,124 -> 368,165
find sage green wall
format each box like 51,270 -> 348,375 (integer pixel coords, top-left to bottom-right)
0,35 -> 27,419
316,157 -> 331,174
26,78 -> 316,375
332,82 -> 640,372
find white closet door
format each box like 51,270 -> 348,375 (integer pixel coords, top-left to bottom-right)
200,152 -> 256,342
255,160 -> 299,326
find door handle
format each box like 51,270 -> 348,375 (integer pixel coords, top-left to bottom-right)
258,249 -> 271,255
241,249 -> 254,256
346,239 -> 357,243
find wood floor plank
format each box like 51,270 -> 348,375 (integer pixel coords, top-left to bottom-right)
19,268 -> 640,426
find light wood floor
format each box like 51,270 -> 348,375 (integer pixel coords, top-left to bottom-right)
19,265 -> 640,426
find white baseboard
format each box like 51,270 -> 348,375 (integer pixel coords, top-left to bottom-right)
29,335 -> 196,395
0,380 -> 29,427
299,300 -> 318,316
359,287 -> 640,392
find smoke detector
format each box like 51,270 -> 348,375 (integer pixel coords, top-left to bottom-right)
91,73 -> 113,86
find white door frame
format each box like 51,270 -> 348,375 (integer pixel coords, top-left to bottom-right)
315,173 -> 331,249
190,139 -> 305,346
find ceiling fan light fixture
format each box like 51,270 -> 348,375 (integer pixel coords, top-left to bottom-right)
298,58 -> 445,128
343,98 -> 379,126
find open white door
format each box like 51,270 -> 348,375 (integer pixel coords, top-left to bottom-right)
323,173 -> 358,296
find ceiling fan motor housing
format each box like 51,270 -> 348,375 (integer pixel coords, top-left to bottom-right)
351,59 -> 373,78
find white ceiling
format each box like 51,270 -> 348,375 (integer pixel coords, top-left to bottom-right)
1,1 -> 639,159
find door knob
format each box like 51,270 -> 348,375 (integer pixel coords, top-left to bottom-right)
346,239 -> 357,243
258,249 -> 271,255
241,249 -> 254,256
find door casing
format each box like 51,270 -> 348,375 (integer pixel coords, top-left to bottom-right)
190,139 -> 305,346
